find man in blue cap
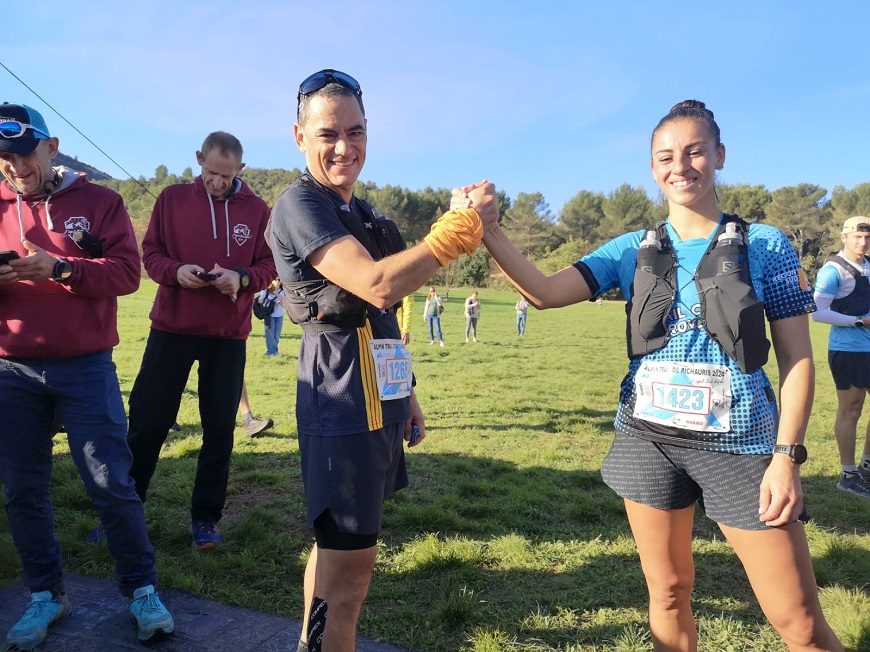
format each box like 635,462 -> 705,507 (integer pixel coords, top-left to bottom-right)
0,102 -> 174,648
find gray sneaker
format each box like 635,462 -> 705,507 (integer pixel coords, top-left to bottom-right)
859,463 -> 870,484
836,472 -> 870,498
243,416 -> 274,438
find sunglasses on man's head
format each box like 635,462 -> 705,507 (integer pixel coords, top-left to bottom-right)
0,120 -> 48,139
296,69 -> 362,103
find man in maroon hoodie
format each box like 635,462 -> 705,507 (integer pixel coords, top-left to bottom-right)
125,131 -> 275,551
0,103 -> 174,648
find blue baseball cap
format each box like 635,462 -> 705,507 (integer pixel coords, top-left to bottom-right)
0,103 -> 51,155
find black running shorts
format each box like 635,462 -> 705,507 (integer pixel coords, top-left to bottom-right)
828,350 -> 870,391
299,422 -> 408,540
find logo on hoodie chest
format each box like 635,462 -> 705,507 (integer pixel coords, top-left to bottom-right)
233,223 -> 252,246
64,216 -> 91,237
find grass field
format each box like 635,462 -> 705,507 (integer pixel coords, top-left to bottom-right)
1,283 -> 869,651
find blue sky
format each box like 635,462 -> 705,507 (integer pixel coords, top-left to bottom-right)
4,1 -> 869,214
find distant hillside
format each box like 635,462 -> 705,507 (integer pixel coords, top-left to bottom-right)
53,152 -> 113,181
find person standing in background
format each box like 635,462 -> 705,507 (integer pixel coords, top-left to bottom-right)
0,102 -> 174,647
423,286 -> 445,346
464,290 -> 480,342
125,131 -> 275,551
396,295 -> 413,345
812,216 -> 870,498
259,277 -> 286,356
515,295 -> 529,336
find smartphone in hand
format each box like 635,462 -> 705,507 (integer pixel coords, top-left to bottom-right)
0,250 -> 20,265
194,270 -> 221,281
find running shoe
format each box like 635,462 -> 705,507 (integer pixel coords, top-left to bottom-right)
130,585 -> 174,641
836,473 -> 870,498
243,415 -> 274,438
191,520 -> 223,550
5,591 -> 70,650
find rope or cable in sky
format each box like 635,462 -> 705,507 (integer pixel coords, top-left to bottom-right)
0,59 -> 157,199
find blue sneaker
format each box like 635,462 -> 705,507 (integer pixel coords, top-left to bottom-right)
190,519 -> 223,550
129,585 -> 174,642
5,591 -> 70,650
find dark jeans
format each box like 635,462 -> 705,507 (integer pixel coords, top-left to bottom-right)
0,350 -> 156,596
127,329 -> 245,523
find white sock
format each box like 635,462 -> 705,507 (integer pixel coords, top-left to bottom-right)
861,455 -> 870,469
843,464 -> 858,475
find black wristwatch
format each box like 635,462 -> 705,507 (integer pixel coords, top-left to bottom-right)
234,267 -> 250,290
51,258 -> 73,283
773,443 -> 808,465
855,318 -> 865,328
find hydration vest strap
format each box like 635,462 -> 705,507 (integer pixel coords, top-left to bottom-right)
828,254 -> 869,281
287,175 -> 407,328
626,214 -> 770,373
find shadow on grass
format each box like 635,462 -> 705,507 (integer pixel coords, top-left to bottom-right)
458,405 -> 619,435
1,448 -> 867,651
802,473 -> 870,536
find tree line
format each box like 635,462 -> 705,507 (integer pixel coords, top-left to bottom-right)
97,167 -> 870,289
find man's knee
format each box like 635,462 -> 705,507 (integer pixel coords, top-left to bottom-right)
836,400 -> 864,424
324,577 -> 370,611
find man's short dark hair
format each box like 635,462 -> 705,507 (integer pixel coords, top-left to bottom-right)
857,223 -> 870,233
200,131 -> 243,161
297,83 -> 365,126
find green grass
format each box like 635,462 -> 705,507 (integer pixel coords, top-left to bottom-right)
2,282 -> 869,651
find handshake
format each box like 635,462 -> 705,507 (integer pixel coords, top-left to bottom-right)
423,180 -> 498,267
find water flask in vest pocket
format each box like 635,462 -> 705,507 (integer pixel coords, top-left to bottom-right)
627,231 -> 676,356
698,222 -> 770,372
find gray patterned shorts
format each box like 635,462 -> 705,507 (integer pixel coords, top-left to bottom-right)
601,431 -> 808,531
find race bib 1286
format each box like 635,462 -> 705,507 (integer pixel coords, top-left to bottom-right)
368,339 -> 412,401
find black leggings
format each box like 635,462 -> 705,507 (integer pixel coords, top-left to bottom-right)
313,510 -> 378,550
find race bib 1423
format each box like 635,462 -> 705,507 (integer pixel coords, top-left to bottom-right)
632,360 -> 732,432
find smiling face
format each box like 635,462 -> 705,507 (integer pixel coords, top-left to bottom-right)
294,94 -> 366,203
651,118 -> 725,213
0,138 -> 58,196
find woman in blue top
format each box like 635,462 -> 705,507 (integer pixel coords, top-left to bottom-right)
459,101 -> 842,651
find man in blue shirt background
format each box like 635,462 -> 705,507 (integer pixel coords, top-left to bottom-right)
812,215 -> 870,498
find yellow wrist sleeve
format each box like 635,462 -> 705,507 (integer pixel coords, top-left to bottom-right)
423,208 -> 484,267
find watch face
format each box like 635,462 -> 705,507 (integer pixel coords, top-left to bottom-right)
792,444 -> 808,464
53,260 -> 72,280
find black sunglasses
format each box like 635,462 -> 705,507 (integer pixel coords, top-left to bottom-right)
297,69 -> 362,103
